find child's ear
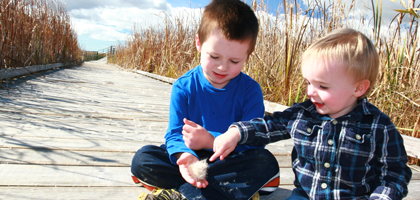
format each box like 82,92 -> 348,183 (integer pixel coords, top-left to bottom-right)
354,79 -> 370,98
195,34 -> 201,52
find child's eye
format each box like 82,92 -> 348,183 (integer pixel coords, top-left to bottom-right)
320,85 -> 328,89
210,55 -> 219,59
230,60 -> 239,64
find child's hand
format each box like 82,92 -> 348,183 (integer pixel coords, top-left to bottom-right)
182,118 -> 214,150
210,127 -> 240,162
176,152 -> 209,188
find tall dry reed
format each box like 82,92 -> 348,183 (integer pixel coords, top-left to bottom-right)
111,0 -> 419,138
0,0 -> 81,70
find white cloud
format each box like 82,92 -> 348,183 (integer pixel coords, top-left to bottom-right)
62,0 -> 168,11
69,3 -> 176,41
60,0 -> 183,49
65,0 -> 205,50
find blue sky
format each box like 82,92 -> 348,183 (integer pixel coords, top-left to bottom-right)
60,0 -> 410,51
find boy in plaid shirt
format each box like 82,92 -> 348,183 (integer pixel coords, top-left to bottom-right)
210,28 -> 412,199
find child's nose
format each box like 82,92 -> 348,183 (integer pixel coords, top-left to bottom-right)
217,62 -> 229,71
306,84 -> 316,96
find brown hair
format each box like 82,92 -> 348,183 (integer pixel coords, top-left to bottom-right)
197,0 -> 259,55
302,28 -> 379,99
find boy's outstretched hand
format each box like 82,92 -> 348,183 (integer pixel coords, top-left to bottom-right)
182,118 -> 214,150
176,152 -> 209,188
210,127 -> 240,162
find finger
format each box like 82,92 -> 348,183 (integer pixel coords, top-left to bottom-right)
220,146 -> 235,161
196,180 -> 207,188
176,155 -> 187,165
200,179 -> 208,188
183,172 -> 197,186
182,123 -> 194,133
182,123 -> 190,132
209,149 -> 223,162
182,129 -> 189,136
183,118 -> 197,127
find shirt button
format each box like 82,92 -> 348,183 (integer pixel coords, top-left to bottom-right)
328,139 -> 334,145
356,134 -> 362,140
332,120 -> 338,125
324,162 -> 330,168
321,183 -> 328,189
307,127 -> 312,133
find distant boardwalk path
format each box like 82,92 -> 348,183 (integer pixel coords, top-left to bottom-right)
0,58 -> 418,199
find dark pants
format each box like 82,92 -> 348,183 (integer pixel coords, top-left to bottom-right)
131,145 -> 279,200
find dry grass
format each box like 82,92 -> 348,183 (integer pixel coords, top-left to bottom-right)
111,0 -> 419,138
0,0 -> 81,70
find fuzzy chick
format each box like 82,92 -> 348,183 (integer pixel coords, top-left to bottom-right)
188,159 -> 209,181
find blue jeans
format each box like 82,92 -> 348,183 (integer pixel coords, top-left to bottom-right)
131,145 -> 279,200
284,188 -> 309,200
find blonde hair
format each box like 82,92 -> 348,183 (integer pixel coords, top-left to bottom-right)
302,28 -> 379,99
197,0 -> 258,55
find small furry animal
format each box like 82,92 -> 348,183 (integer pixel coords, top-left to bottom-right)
188,159 -> 209,181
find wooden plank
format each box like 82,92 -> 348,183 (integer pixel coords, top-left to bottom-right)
0,185 -> 295,200
264,100 -> 289,113
1,115 -> 169,135
0,164 -> 294,186
0,165 -> 133,186
407,180 -> 420,199
0,145 -> 293,170
134,70 -> 177,84
0,148 -> 134,166
402,135 -> 420,159
409,165 -> 420,180
0,146 -> 291,168
0,187 -> 147,200
0,136 -> 296,158
0,125 -> 167,141
0,63 -> 65,80
0,148 -> 294,169
2,170 -> 417,200
0,137 -> 162,152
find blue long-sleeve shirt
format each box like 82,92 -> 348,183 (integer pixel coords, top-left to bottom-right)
165,65 -> 265,164
233,98 -> 411,199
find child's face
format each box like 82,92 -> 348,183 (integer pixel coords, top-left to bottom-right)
196,29 -> 250,89
302,59 -> 363,119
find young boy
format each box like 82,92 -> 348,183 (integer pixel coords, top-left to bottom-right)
211,28 -> 412,199
131,0 -> 280,199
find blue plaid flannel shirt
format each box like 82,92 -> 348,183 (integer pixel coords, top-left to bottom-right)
233,98 -> 412,199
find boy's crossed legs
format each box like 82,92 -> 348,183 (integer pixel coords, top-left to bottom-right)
131,145 -> 279,200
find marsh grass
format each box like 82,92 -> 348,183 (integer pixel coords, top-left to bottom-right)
111,0 -> 419,139
0,0 -> 81,70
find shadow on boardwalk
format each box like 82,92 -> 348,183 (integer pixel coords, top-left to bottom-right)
0,58 -> 418,199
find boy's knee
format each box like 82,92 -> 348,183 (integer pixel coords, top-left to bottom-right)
131,145 -> 160,170
254,148 -> 277,161
253,148 -> 279,172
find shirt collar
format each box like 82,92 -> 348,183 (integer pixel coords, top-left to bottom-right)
295,98 -> 381,121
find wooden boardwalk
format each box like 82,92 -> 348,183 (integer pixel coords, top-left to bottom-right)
0,59 -> 418,199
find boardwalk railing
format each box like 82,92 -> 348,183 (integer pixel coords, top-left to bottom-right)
82,46 -> 118,62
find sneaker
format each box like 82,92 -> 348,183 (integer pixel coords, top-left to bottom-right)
131,175 -> 157,191
259,173 -> 280,195
138,188 -> 187,200
251,192 -> 260,200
